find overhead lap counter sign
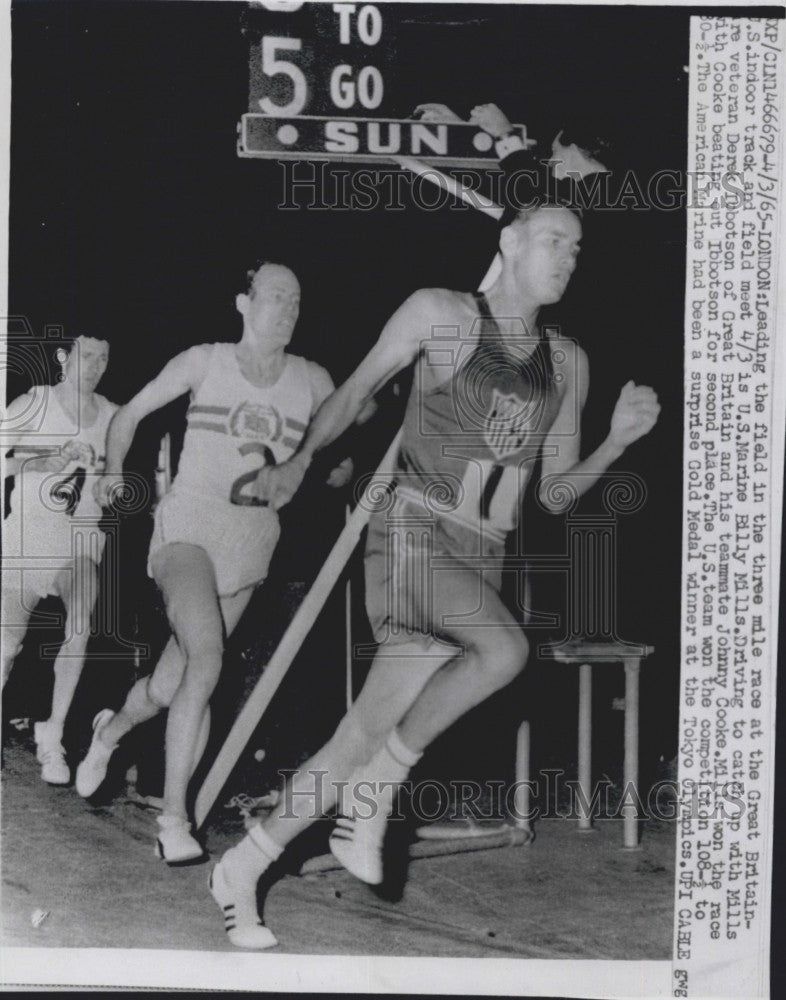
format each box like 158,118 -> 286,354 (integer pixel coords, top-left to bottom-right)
243,1 -> 533,166
246,2 -> 398,119
239,114 -> 530,167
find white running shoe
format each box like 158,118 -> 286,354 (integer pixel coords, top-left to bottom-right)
34,722 -> 70,785
75,709 -> 117,797
329,813 -> 385,885
155,814 -> 205,865
209,858 -> 278,949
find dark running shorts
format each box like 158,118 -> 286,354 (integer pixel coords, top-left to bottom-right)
364,488 -> 505,649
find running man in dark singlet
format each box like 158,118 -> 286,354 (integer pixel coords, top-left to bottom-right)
208,202 -> 660,948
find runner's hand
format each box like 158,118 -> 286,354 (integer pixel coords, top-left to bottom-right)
326,457 -> 353,488
93,473 -> 126,508
608,381 -> 660,449
256,453 -> 310,511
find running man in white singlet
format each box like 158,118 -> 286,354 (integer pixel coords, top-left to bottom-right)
2,336 -> 117,784
79,263 -> 349,864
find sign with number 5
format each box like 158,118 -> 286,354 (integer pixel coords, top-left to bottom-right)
246,2 -> 397,119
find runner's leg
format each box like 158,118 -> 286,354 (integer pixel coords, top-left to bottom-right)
261,641 -> 455,845
94,586 -> 253,757
151,543 -> 224,823
396,565 -> 528,752
264,566 -> 525,845
215,569 -> 527,937
329,567 -> 527,881
188,586 -> 255,773
32,557 -> 98,783
211,640 -> 453,948
46,556 -> 99,734
0,575 -> 36,688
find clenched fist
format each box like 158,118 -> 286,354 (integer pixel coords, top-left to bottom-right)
326,457 -> 354,489
608,381 -> 660,450
255,452 -> 310,511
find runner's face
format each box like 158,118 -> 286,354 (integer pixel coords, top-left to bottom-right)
243,266 -> 301,347
62,338 -> 109,391
509,207 -> 582,305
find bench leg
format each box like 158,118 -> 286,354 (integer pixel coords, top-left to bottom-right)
577,662 -> 593,831
622,659 -> 641,849
514,720 -> 531,832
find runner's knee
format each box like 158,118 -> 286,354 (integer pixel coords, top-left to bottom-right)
2,591 -> 31,665
144,675 -> 171,711
474,630 -> 529,689
181,628 -> 224,667
177,644 -> 224,700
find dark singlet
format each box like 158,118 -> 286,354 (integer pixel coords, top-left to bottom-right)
395,291 -> 562,541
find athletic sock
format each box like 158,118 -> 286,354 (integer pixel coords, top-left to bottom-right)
221,823 -> 283,886
345,731 -> 421,822
361,728 -> 422,803
39,719 -> 64,741
330,730 -> 422,884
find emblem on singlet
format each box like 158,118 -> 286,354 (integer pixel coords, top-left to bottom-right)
484,389 -> 538,460
229,402 -> 283,443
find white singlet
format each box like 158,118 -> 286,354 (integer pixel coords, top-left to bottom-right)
4,385 -> 115,598
148,342 -> 325,596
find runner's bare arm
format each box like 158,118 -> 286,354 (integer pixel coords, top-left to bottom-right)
258,289 -> 439,510
93,345 -> 211,506
2,390 -> 72,475
306,362 -> 352,488
538,345 -> 660,510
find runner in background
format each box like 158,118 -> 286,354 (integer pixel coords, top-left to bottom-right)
2,336 -> 117,784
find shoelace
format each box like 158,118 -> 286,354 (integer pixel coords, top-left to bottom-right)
225,792 -> 280,828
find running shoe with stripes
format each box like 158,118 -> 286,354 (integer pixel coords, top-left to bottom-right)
209,859 -> 278,949
329,810 -> 386,885
328,772 -> 401,886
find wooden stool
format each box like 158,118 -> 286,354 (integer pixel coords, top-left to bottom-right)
516,639 -> 655,850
